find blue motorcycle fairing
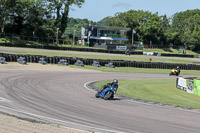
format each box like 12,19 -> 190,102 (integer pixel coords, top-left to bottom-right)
98,84 -> 117,98
99,87 -> 111,98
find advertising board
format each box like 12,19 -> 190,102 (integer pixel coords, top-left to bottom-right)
176,77 -> 196,95
116,46 -> 127,50
143,52 -> 154,55
194,79 -> 200,96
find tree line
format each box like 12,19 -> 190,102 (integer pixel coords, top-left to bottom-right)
1,0 -> 200,50
106,9 -> 200,50
0,0 -> 84,38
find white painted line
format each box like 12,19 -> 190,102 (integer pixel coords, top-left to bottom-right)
84,80 -> 99,93
0,105 -> 125,133
0,97 -> 6,101
0,97 -> 11,102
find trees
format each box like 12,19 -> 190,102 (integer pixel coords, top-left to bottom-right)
1,0 -> 85,38
107,10 -> 168,45
47,0 -> 85,34
139,13 -> 163,44
106,9 -> 200,49
0,0 -> 16,34
169,9 -> 200,49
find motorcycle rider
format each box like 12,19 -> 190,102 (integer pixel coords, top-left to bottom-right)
100,79 -> 118,92
125,49 -> 130,56
176,66 -> 181,73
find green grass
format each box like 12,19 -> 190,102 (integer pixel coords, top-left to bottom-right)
96,79 -> 200,109
0,46 -> 198,64
0,37 -> 105,49
140,48 -> 197,55
70,65 -> 200,75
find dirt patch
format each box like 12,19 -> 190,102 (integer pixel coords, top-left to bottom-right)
0,113 -> 91,133
0,62 -> 98,72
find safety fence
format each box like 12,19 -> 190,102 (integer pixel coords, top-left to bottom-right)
0,53 -> 200,70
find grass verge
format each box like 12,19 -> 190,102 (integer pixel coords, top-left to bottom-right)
70,65 -> 200,75
96,79 -> 200,109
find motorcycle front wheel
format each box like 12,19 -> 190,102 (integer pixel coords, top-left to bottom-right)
104,91 -> 113,100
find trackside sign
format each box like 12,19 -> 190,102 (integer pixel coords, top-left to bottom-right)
116,46 -> 127,50
176,77 -> 200,95
177,77 -> 187,89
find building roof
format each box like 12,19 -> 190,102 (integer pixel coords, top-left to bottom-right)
87,36 -> 129,41
83,26 -> 130,31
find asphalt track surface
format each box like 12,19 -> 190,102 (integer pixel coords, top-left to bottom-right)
1,70 -> 200,133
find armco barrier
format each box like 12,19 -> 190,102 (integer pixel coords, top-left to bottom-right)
1,53 -> 200,70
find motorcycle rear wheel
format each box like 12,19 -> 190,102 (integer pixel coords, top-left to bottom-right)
95,92 -> 100,98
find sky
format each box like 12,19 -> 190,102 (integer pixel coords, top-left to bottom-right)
69,0 -> 200,22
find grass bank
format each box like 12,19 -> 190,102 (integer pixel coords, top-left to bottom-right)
96,79 -> 200,109
70,65 -> 200,75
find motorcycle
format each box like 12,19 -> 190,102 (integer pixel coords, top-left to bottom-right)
95,83 -> 118,100
169,68 -> 180,76
125,50 -> 130,56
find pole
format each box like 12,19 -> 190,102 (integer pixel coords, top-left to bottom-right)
33,31 -> 34,41
132,32 -> 134,47
73,30 -> 76,46
87,31 -> 91,46
56,28 -> 59,44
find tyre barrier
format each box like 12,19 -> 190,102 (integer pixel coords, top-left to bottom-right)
58,59 -> 69,66
0,57 -> 6,64
105,62 -> 115,68
39,57 -> 47,65
74,60 -> 84,67
92,61 -> 101,67
1,53 -> 200,70
17,57 -> 27,64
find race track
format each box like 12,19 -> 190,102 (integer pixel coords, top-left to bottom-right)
0,70 -> 200,133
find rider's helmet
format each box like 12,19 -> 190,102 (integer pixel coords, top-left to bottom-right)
177,66 -> 179,69
113,79 -> 118,84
